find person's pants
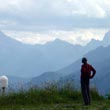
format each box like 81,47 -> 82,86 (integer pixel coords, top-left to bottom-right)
81,78 -> 91,105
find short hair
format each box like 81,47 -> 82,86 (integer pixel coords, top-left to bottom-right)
82,57 -> 87,63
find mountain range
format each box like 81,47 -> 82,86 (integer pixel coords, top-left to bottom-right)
1,30 -> 110,94
1,30 -> 109,77
29,31 -> 110,95
31,45 -> 110,95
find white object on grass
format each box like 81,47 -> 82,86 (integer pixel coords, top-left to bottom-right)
0,75 -> 8,88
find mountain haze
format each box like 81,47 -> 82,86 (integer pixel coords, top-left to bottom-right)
56,45 -> 110,95
0,31 -> 91,77
30,31 -> 110,94
0,31 -> 110,79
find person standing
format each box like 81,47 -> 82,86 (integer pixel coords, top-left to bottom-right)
80,57 -> 96,105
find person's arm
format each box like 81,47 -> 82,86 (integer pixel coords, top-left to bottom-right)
90,66 -> 96,79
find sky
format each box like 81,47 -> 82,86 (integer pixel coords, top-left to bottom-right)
0,0 -> 110,45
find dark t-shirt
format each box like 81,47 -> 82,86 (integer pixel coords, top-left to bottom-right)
81,63 -> 96,79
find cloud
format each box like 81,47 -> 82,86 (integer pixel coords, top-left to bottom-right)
0,0 -> 110,17
1,1 -> 110,46
3,29 -> 107,45
0,0 -> 110,31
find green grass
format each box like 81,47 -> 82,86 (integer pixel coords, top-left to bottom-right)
0,83 -> 109,110
0,101 -> 110,110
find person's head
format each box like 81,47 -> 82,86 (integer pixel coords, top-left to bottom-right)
82,57 -> 87,64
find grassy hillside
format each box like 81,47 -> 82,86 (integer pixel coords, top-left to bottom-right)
0,83 -> 110,110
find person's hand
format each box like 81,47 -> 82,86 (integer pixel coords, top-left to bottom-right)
90,75 -> 93,79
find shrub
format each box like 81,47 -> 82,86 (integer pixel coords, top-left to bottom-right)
0,82 -> 103,106
90,87 -> 104,100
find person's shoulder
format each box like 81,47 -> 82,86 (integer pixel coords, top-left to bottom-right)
81,64 -> 84,67
87,63 -> 92,67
